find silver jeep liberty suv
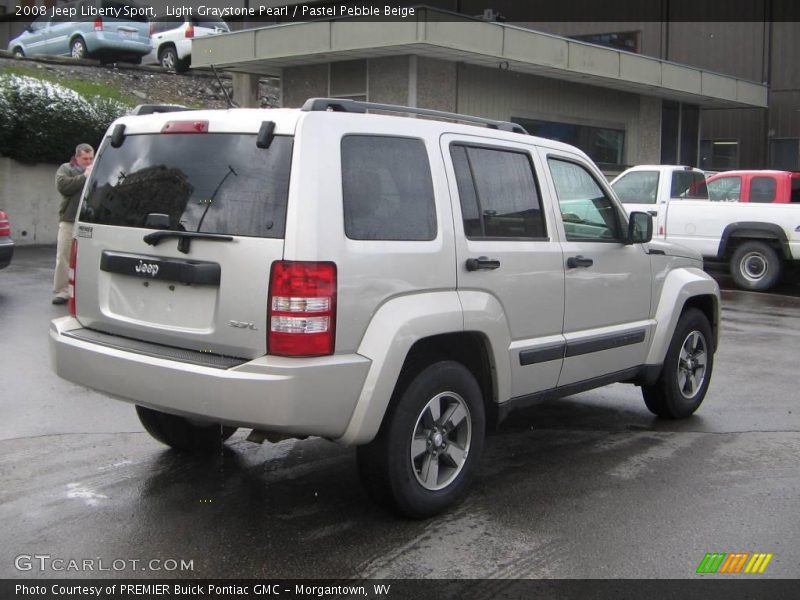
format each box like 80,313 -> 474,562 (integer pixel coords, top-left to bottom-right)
50,99 -> 720,518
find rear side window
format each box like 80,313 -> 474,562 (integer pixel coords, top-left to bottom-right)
341,136 -> 436,241
611,170 -> 659,205
450,144 -> 546,239
750,176 -> 777,202
707,176 -> 742,201
671,170 -> 708,199
80,134 -> 292,238
149,18 -> 183,34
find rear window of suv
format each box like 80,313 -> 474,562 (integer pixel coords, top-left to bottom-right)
80,134 -> 292,238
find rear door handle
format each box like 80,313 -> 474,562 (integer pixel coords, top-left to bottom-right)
567,255 -> 593,269
465,256 -> 501,271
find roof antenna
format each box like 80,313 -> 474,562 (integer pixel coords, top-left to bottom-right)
211,64 -> 238,108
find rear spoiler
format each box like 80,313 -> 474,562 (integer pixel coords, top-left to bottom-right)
131,104 -> 190,116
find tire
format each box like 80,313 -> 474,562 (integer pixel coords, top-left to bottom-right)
159,46 -> 178,71
136,405 -> 236,453
357,360 -> 485,519
12,47 -> 25,59
70,38 -> 88,60
642,308 -> 713,419
730,240 -> 781,292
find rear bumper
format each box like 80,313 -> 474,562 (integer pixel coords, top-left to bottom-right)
0,237 -> 13,269
85,33 -> 151,56
49,316 -> 370,440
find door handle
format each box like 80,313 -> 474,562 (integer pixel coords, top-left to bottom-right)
647,210 -> 658,217
465,256 -> 501,271
567,255 -> 593,269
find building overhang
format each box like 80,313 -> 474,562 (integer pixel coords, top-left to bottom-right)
192,8 -> 768,109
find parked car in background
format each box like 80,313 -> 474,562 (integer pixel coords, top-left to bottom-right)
0,211 -> 14,270
7,0 -> 151,64
706,170 -> 800,203
610,165 -> 708,235
144,15 -> 229,72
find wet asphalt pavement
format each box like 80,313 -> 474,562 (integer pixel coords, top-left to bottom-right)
1,246 -> 799,580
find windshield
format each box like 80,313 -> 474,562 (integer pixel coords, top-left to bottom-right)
80,134 -> 292,238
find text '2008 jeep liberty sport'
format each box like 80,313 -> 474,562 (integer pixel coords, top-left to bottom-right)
50,99 -> 720,518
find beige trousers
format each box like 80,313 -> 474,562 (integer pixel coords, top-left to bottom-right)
53,221 -> 74,298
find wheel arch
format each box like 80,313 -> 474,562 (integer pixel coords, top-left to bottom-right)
335,292 -> 503,446
718,222 -> 790,260
644,268 -> 720,368
158,42 -> 177,60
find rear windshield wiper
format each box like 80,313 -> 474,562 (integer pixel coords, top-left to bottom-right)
143,231 -> 233,254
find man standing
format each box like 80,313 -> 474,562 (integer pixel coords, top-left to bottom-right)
53,143 -> 93,305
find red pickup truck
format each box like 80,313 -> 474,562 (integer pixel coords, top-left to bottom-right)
706,170 -> 800,203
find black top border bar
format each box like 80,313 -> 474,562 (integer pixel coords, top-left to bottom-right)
2,0 -> 800,23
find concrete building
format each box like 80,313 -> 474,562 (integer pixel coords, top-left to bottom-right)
192,7 -> 767,175
3,1 -> 797,171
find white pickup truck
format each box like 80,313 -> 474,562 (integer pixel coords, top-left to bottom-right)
612,165 -> 800,291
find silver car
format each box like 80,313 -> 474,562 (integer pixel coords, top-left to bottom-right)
8,0 -> 151,64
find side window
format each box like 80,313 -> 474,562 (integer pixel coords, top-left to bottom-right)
450,144 -> 546,239
791,177 -> 800,203
548,158 -> 622,242
671,171 -> 708,199
750,177 -> 777,202
341,136 -> 436,241
611,170 -> 659,205
707,176 -> 742,201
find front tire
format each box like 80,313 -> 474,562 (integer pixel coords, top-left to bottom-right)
12,47 -> 25,59
642,308 -> 713,419
730,241 -> 781,292
357,361 -> 485,519
136,405 -> 236,453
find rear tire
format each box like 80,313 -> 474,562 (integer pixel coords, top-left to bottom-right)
70,37 -> 88,60
642,308 -> 713,419
136,405 -> 236,453
730,240 -> 781,292
357,361 -> 485,519
159,46 -> 179,71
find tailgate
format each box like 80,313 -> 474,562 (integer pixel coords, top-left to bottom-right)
74,130 -> 293,360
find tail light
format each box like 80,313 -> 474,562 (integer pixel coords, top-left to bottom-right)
68,239 -> 78,317
0,211 -> 10,236
185,24 -> 194,38
268,261 -> 337,357
94,17 -> 103,31
149,22 -> 155,36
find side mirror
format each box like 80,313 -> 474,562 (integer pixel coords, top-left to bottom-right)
627,211 -> 653,244
26,25 -> 34,33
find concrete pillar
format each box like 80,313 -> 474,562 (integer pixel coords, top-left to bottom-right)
232,72 -> 259,108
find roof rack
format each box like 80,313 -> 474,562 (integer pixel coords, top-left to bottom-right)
300,98 -> 528,134
131,104 -> 191,116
